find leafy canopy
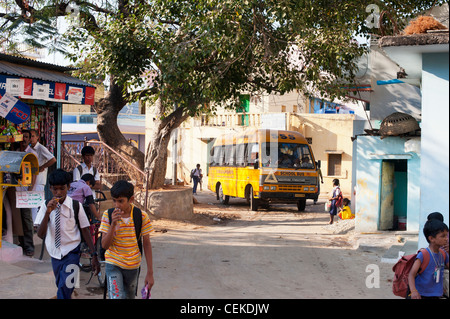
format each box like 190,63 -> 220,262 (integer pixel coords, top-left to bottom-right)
1,0 -> 445,114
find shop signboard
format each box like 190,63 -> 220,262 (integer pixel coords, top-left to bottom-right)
0,92 -> 31,124
0,75 -> 95,106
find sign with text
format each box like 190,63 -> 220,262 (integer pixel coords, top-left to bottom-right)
0,92 -> 31,124
16,191 -> 45,208
0,75 -> 95,105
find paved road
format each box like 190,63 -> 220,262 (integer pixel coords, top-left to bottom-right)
73,190 -> 399,299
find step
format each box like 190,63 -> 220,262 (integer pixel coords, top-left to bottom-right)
381,240 -> 419,264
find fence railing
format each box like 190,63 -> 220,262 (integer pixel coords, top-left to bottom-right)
61,139 -> 150,213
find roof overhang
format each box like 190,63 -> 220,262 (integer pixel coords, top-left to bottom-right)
0,53 -> 95,106
379,31 -> 449,83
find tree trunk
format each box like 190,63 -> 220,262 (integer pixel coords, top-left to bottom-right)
145,98 -> 189,189
94,77 -> 145,171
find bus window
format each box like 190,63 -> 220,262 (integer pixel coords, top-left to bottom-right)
236,144 -> 246,167
247,143 -> 259,166
210,145 -> 226,166
209,147 -> 215,167
261,142 -> 314,169
224,144 -> 236,166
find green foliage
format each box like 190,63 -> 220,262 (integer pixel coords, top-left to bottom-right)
1,0 -> 447,113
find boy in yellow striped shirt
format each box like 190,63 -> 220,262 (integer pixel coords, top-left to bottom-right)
100,180 -> 154,299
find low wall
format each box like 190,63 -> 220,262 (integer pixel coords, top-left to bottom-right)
146,186 -> 194,220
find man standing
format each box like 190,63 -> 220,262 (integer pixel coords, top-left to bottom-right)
192,164 -> 202,194
28,129 -> 57,221
16,130 -> 37,256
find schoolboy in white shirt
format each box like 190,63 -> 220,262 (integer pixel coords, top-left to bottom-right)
35,169 -> 99,299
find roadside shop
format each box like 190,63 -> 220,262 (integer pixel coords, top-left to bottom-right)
0,52 -> 95,248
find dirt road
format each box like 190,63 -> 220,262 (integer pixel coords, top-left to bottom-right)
76,190 -> 400,299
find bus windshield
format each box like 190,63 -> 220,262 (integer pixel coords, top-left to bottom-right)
261,142 -> 314,169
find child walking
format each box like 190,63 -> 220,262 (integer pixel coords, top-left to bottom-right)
408,219 -> 449,299
35,169 -> 99,299
99,180 -> 154,299
328,179 -> 342,224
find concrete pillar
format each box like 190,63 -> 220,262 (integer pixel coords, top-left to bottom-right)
379,161 -> 394,230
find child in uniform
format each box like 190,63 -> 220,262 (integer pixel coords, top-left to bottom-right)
35,169 -> 99,299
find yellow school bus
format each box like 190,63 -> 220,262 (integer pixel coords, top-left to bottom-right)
208,129 -> 319,211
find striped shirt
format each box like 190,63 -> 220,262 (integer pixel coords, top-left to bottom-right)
99,205 -> 154,269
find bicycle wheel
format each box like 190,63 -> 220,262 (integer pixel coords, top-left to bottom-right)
96,236 -> 107,287
79,242 -> 92,272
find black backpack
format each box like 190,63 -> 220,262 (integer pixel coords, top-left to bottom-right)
39,199 -> 82,260
76,164 -> 97,179
45,198 -> 81,229
99,206 -> 143,259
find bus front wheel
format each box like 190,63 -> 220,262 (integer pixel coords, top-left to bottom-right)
248,186 -> 259,211
217,183 -> 230,205
297,199 -> 306,211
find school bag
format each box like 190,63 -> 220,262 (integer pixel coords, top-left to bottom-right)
45,198 -> 81,230
39,199 -> 83,260
76,164 -> 97,179
392,248 -> 447,298
334,187 -> 343,208
99,206 -> 143,259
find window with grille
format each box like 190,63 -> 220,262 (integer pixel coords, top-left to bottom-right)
328,154 -> 342,176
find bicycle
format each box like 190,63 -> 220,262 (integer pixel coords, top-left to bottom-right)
79,190 -> 107,287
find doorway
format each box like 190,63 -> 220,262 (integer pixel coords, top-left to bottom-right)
379,159 -> 408,231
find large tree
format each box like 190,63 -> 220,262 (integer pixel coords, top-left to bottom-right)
1,0 -> 444,188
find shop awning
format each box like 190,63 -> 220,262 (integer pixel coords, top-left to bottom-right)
0,53 -> 95,106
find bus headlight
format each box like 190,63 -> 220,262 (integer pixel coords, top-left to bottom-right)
304,187 -> 309,191
310,187 -> 315,192
263,186 -> 270,190
271,186 -> 277,190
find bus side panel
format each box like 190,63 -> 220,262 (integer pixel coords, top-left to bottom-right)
222,167 -> 237,198
236,167 -> 247,199
236,167 -> 260,199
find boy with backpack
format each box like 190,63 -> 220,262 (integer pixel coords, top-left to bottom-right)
35,169 -> 100,299
191,164 -> 203,194
99,180 -> 154,299
407,219 -> 449,299
328,178 -> 343,225
73,145 -> 101,190
68,173 -> 99,221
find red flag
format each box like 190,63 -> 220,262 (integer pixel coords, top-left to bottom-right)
55,82 -> 66,100
84,87 -> 95,105
23,78 -> 33,96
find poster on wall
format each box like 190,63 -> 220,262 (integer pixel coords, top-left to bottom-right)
67,86 -> 84,104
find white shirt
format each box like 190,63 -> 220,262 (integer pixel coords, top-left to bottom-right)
73,162 -> 100,182
34,196 -> 90,259
193,168 -> 202,177
29,142 -> 55,186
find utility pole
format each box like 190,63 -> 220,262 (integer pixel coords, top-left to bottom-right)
172,103 -> 177,185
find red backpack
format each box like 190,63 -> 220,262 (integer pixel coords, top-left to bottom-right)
392,248 -> 446,298
334,187 -> 343,208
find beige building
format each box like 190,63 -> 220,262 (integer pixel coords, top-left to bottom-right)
145,91 -> 368,203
